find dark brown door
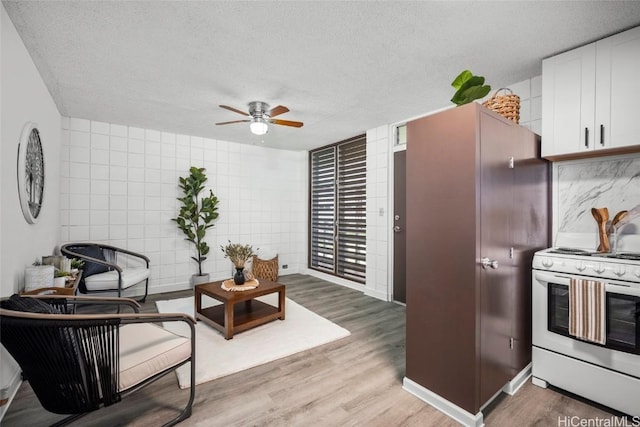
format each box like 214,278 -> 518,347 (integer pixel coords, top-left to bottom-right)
393,150 -> 407,303
479,112 -> 514,404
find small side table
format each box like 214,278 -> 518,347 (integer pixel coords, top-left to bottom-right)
21,271 -> 82,296
194,279 -> 285,339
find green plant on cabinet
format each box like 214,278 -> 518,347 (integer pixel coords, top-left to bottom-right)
450,70 -> 491,106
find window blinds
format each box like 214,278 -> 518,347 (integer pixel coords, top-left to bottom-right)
310,136 -> 366,283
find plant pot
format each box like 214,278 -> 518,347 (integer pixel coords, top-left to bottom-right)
53,277 -> 66,288
24,265 -> 55,291
191,273 -> 210,286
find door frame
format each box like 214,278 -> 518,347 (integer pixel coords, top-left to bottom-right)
390,142 -> 406,304
388,123 -> 406,304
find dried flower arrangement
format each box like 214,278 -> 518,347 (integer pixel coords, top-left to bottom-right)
221,241 -> 255,268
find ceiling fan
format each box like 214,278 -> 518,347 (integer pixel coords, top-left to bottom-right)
216,101 -> 304,135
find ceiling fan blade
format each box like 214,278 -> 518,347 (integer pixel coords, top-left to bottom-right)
268,105 -> 289,118
270,119 -> 304,128
215,120 -> 250,125
219,105 -> 249,116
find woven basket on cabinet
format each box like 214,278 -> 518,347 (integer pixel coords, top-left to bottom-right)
482,88 -> 520,124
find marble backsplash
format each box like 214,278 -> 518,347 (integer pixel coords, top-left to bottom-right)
554,154 -> 640,250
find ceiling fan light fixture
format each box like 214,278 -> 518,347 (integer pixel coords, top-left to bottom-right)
250,117 -> 269,135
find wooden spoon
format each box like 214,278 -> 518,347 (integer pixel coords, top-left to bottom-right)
608,210 -> 628,234
591,207 -> 610,252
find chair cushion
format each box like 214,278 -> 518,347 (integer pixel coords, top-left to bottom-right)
73,246 -> 110,278
0,294 -> 60,313
84,267 -> 149,291
118,323 -> 191,391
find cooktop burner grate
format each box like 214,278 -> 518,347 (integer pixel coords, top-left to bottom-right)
549,247 -> 594,255
606,253 -> 640,261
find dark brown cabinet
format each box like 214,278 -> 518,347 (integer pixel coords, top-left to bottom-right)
404,103 -> 549,416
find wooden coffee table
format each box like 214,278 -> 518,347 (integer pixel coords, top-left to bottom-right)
194,279 -> 285,339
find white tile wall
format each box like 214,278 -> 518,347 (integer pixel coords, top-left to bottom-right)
365,125 -> 390,300
505,75 -> 542,135
61,118 -> 307,294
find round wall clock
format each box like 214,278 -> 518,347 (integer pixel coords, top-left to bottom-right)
17,122 -> 45,224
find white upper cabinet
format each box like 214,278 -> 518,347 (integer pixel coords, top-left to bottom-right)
596,26 -> 640,149
541,44 -> 596,157
542,26 -> 640,159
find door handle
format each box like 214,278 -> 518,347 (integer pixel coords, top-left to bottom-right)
393,225 -> 402,233
480,257 -> 498,270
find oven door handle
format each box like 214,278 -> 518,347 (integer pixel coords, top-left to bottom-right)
534,271 -> 571,285
606,284 -> 640,298
535,272 -> 640,297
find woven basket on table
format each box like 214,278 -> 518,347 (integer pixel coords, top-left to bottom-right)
482,88 -> 520,124
252,255 -> 279,282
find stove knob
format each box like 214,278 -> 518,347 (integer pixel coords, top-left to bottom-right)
593,263 -> 605,274
542,257 -> 553,268
614,265 -> 626,277
576,261 -> 586,272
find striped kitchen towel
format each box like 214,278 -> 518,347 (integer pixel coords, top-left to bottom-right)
569,278 -> 606,345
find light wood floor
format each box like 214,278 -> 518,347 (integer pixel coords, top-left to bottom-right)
3,274 -> 622,426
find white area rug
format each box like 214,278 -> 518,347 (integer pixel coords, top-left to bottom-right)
155,294 -> 350,388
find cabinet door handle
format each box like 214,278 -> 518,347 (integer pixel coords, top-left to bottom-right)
480,257 -> 499,270
585,127 -> 589,148
600,124 -> 605,146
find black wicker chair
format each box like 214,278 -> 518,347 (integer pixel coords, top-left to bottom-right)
60,243 -> 150,302
0,294 -> 195,427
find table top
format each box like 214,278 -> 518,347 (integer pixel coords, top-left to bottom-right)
20,270 -> 83,296
195,278 -> 285,302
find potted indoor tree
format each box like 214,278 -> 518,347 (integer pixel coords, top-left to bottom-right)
173,166 -> 220,285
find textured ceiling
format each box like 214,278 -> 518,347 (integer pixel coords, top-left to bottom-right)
4,1 -> 640,151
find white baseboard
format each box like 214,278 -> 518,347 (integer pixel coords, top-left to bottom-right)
502,363 -> 532,396
363,286 -> 388,301
401,364 -> 531,427
302,269 -> 389,301
150,281 -> 192,295
0,368 -> 22,423
402,377 -> 484,427
303,269 -> 363,291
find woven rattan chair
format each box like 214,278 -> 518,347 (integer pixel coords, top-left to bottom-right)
60,243 -> 150,302
0,294 -> 195,427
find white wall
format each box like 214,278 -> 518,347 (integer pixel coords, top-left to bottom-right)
504,76 -> 542,135
1,5 -> 61,295
1,3 -> 62,415
60,118 -> 307,294
365,126 -> 390,300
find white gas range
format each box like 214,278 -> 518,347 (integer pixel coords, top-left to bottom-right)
532,247 -> 640,416
534,247 -> 640,281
